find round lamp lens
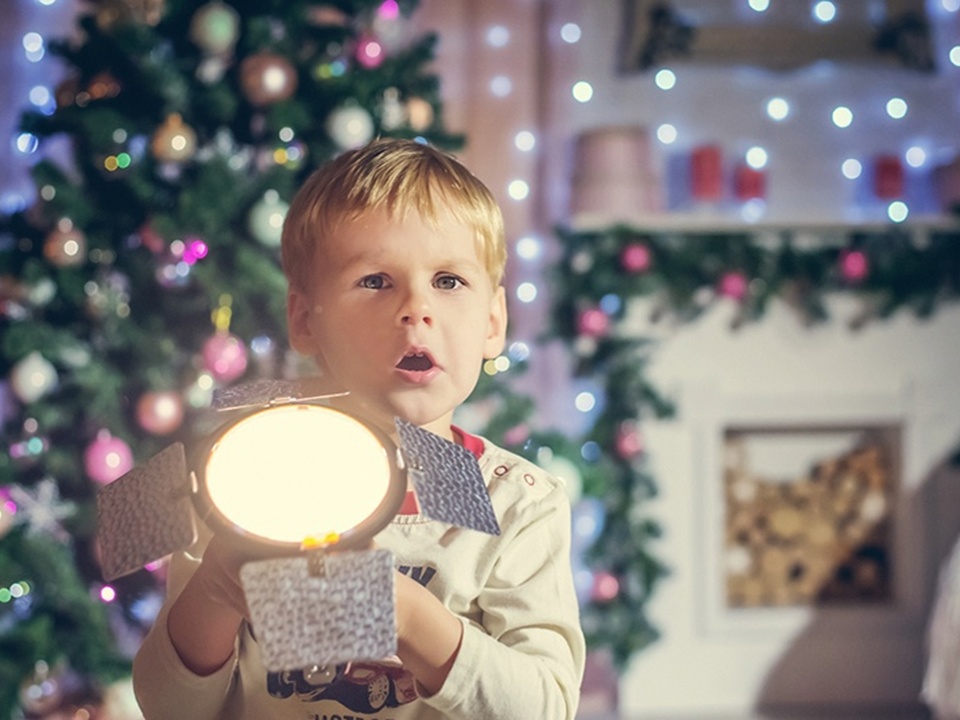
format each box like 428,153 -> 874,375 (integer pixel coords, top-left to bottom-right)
203,405 -> 394,545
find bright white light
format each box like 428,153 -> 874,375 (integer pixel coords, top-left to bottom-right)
746,146 -> 768,169
112,128 -> 128,143
813,1 -> 837,23
560,23 -> 582,43
508,179 -> 530,200
205,405 -> 394,545
740,198 -> 767,222
572,80 -> 593,102
886,97 -> 908,119
15,133 -> 38,154
905,146 -> 926,168
486,25 -> 510,47
656,123 -> 678,144
514,130 -> 536,152
490,75 -> 512,97
888,201 -> 909,223
942,0 -> 960,11
574,392 -> 596,413
28,86 -> 51,107
22,32 -> 43,52
950,46 -> 960,67
516,282 -> 538,303
654,68 -> 677,90
749,0 -> 770,10
35,0 -> 57,5
841,158 -> 862,179
766,97 -> 790,121
279,127 -> 295,142
832,106 -> 853,128
516,235 -> 542,260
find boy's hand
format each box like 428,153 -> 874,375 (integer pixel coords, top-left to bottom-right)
167,533 -> 251,676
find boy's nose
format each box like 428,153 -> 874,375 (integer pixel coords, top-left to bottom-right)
397,295 -> 433,326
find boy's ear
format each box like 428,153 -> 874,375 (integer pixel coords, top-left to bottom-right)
286,288 -> 315,356
483,286 -> 508,359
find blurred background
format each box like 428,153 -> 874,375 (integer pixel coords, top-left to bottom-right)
2,0 -> 960,718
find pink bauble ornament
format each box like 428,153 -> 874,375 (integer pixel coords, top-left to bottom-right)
136,391 -> 185,435
84,430 -> 134,485
577,308 -> 609,338
356,34 -> 385,69
839,249 -> 869,283
718,271 -> 749,301
615,422 -> 644,459
620,242 -> 652,273
202,332 -> 248,382
591,571 -> 620,603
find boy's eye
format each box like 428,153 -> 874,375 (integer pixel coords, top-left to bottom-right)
435,274 -> 464,290
359,274 -> 387,289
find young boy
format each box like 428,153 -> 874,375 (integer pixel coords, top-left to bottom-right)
132,139 -> 586,719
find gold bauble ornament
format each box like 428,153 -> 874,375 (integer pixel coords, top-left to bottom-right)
406,97 -> 434,132
240,53 -> 298,107
151,113 -> 197,163
43,219 -> 86,268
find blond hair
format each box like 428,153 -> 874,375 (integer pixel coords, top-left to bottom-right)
281,139 -> 506,293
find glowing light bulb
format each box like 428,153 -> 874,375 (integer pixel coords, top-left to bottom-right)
514,130 -> 536,152
572,81 -> 593,102
841,158 -> 862,179
813,1 -> 837,23
888,201 -> 909,223
656,123 -> 678,144
560,23 -> 582,43
766,97 -> 790,121
486,25 -> 509,47
516,282 -> 538,303
490,75 -> 512,97
949,46 -> 960,67
508,180 -> 530,200
905,146 -> 926,168
654,68 -> 677,90
575,392 -> 596,413
886,97 -> 908,119
748,0 -> 770,10
832,106 -> 853,128
516,236 -> 541,260
746,146 -> 768,169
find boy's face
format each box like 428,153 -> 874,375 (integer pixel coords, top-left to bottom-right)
287,206 -> 507,440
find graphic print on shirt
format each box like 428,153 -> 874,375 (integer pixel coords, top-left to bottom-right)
266,564 -> 437,712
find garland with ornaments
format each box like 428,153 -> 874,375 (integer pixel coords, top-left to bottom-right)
0,0 -> 459,716
534,222 -> 960,667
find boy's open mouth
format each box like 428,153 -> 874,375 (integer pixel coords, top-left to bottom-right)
396,351 -> 435,372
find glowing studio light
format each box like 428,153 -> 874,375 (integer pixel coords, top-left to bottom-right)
886,97 -> 908,119
516,235 -> 542,260
654,68 -> 677,90
516,282 -> 538,303
745,146 -> 769,169
514,130 -> 536,152
748,0 -> 770,11
841,158 -> 863,179
572,81 -> 594,103
832,106 -> 853,128
560,23 -> 582,43
656,123 -> 678,144
486,25 -> 510,47
766,97 -> 790,121
574,392 -> 597,413
950,46 -> 960,67
508,179 -> 530,200
100,585 -> 117,603
203,406 -> 397,546
888,201 -> 909,223
812,1 -> 837,23
905,146 -> 927,168
15,133 -> 39,154
490,75 -> 513,97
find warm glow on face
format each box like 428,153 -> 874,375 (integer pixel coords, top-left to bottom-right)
203,405 -> 394,545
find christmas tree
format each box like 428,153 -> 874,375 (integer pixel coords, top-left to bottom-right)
0,0 -> 461,715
